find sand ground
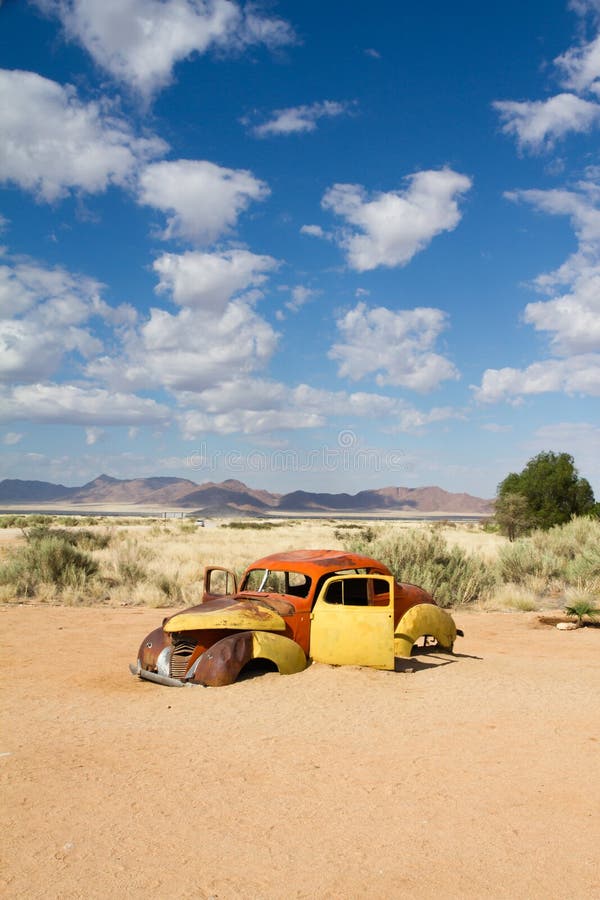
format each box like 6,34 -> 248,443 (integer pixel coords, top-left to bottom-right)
1,606 -> 599,899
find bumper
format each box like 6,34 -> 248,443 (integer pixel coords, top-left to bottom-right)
128,662 -> 200,688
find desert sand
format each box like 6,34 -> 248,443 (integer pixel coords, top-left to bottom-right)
1,606 -> 599,899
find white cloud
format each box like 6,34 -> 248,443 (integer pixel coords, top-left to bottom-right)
176,377 -> 462,437
300,224 -> 327,238
153,249 -> 277,311
506,185 -> 600,246
0,384 -> 171,425
473,355 -> 600,403
2,431 -> 23,445
474,180 -> 600,404
0,253 -> 135,383
0,69 -> 165,201
85,426 -> 104,445
320,168 -> 472,271
524,266 -> 600,354
87,300 -> 279,393
0,318 -> 101,383
329,302 -> 459,391
137,159 -> 269,244
250,100 -> 352,137
556,33 -> 600,96
35,0 -> 295,99
568,1 -> 600,17
506,186 -> 600,355
285,286 -> 318,313
494,94 -> 600,152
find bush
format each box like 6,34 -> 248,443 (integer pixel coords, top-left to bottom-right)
496,517 -> 600,591
25,526 -> 111,551
220,521 -> 283,530
0,535 -> 98,597
345,528 -> 495,606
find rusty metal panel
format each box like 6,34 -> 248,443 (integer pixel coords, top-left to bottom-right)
164,598 -> 286,634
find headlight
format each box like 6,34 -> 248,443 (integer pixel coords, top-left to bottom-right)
157,646 -> 171,677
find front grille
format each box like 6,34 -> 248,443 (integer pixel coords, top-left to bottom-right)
170,639 -> 197,679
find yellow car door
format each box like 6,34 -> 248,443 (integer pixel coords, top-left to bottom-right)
310,574 -> 395,670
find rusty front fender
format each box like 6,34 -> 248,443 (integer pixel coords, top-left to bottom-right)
190,631 -> 307,687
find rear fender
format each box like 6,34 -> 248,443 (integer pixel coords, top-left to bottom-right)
394,604 -> 457,658
190,631 -> 307,687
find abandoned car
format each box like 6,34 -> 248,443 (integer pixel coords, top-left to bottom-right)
129,548 -> 460,687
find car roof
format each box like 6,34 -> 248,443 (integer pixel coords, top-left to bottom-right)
246,548 -> 392,577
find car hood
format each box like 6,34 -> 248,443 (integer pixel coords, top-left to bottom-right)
163,595 -> 288,634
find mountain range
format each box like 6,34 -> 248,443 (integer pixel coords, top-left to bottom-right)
0,474 -> 492,516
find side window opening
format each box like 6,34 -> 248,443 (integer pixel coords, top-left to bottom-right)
324,578 -> 370,606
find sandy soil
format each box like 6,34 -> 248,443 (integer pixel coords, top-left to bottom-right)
1,607 -> 599,900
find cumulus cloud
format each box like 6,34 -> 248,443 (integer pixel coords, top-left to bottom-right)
524,267 -> 600,354
300,224 -> 327,238
34,0 -> 295,99
474,182 -> 600,403
556,33 -> 600,96
329,302 -> 459,391
506,186 -> 600,354
494,4 -> 600,153
0,254 -> 130,383
494,94 -> 600,152
320,169 -> 472,271
0,69 -> 165,201
0,383 -> 171,425
0,318 -> 101,383
87,300 -> 279,393
249,100 -> 352,137
153,249 -> 277,311
176,377 -> 462,436
505,185 -> 600,246
285,286 -> 318,313
473,355 -> 600,402
137,159 -> 269,244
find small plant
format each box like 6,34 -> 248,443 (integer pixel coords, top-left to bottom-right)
564,599 -> 599,627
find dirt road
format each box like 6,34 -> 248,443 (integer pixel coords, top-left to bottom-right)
1,606 -> 599,899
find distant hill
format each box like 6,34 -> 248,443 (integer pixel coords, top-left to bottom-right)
0,474 -> 492,516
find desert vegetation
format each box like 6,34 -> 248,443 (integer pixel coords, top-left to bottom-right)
0,513 -> 598,616
494,451 -> 598,539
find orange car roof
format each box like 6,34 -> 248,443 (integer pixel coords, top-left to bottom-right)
246,548 -> 392,578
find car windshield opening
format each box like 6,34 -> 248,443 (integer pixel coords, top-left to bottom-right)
242,569 -> 311,598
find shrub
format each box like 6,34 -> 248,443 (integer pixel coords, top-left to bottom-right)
25,526 -> 111,551
113,541 -> 149,585
154,573 -> 184,605
220,521 -> 283,530
495,517 -> 600,593
0,535 -> 98,597
345,528 -> 495,606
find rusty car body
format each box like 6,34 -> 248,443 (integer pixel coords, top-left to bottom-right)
129,549 -> 459,687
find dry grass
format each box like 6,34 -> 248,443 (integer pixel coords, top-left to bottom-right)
0,517 -> 512,608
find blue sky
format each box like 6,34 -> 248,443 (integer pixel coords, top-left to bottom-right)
1,0 -> 599,498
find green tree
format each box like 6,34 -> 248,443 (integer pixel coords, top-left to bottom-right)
493,492 -> 531,541
497,451 -> 595,532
